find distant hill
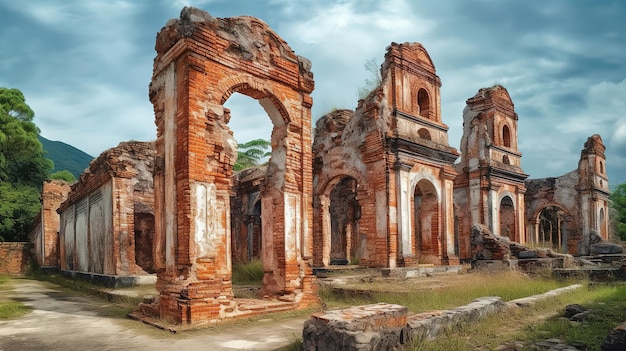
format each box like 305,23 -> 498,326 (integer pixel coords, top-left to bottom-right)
38,135 -> 94,179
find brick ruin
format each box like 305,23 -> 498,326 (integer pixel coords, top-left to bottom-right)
56,141 -> 156,285
142,7 -> 317,325
313,43 -> 460,268
525,134 -> 610,255
29,179 -> 71,271
24,6 -> 615,326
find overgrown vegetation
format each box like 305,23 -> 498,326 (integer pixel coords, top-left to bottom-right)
0,87 -> 52,241
320,270 -> 569,312
231,258 -> 264,285
0,275 -> 30,319
408,282 -> 626,351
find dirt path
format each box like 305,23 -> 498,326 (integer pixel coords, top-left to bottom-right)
0,279 -> 307,351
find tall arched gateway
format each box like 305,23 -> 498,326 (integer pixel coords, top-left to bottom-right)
145,7 -> 316,325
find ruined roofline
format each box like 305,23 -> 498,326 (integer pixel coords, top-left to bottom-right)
154,6 -> 313,92
58,140 -> 155,213
465,84 -> 517,119
383,42 -> 441,87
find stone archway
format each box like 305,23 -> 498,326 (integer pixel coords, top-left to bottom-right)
147,7 -> 316,325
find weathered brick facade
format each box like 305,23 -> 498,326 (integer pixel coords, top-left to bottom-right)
29,179 -> 71,270
0,242 -> 32,275
453,86 -> 528,259
57,141 -> 155,278
313,42 -> 460,268
147,7 -> 317,325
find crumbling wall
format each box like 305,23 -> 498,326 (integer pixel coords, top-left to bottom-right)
58,141 -> 155,276
313,42 -> 459,269
524,135 -> 610,255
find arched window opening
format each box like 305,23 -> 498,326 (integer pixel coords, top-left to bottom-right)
599,207 -> 607,238
417,88 -> 430,119
502,155 -> 510,165
502,125 -> 511,148
599,160 -> 605,174
417,128 -> 431,140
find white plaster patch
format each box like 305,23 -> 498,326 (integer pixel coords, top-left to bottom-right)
194,182 -> 217,258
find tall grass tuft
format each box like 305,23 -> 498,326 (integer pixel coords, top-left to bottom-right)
232,259 -> 264,285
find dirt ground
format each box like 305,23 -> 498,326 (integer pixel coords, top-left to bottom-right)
0,279 -> 307,351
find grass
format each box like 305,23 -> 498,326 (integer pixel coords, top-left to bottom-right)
0,275 -> 31,319
320,270 -> 570,313
232,258 -> 264,285
408,282 -> 626,351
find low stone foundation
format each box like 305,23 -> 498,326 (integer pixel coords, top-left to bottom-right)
302,284 -> 583,350
381,265 -> 463,279
60,270 -> 156,288
303,298 -> 504,350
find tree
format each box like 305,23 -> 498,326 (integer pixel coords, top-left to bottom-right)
0,87 -> 53,241
609,182 -> 626,241
357,58 -> 382,100
234,139 -> 271,171
50,170 -> 76,183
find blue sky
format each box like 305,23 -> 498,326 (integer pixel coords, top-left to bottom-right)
1,0 -> 625,186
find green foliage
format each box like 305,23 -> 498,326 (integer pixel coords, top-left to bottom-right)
0,87 -> 53,241
357,58 -> 382,100
38,135 -> 93,178
0,182 -> 41,241
49,169 -> 76,183
609,182 -> 626,241
232,258 -> 264,285
234,139 -> 271,171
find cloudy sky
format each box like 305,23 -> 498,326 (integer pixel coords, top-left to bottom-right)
1,0 -> 624,186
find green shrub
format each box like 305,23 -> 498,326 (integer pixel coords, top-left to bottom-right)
232,259 -> 264,285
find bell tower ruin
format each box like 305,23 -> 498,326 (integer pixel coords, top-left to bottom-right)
454,85 -> 528,256
146,7 -> 317,325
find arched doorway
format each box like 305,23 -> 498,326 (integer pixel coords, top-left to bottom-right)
538,206 -> 565,250
328,177 -> 360,265
499,196 -> 515,240
413,179 -> 440,264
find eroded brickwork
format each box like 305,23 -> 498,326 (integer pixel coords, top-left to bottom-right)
525,135 -> 610,255
29,179 -> 71,269
148,7 -> 316,325
57,141 -> 155,276
454,85 -> 528,259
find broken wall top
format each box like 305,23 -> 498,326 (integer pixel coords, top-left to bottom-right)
383,42 -> 438,83
580,134 -> 605,158
465,85 -> 516,118
153,6 -> 313,93
58,141 -> 155,213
